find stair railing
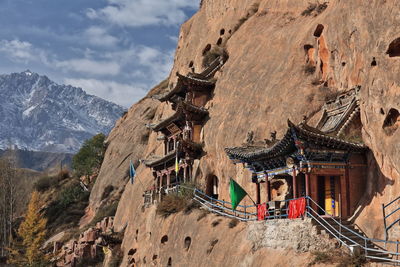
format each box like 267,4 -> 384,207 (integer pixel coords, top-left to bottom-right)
383,196 -> 400,242
306,196 -> 400,264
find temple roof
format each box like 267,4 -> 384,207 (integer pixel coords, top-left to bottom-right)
144,140 -> 203,168
149,101 -> 208,132
143,150 -> 176,168
225,120 -> 366,162
316,87 -> 360,135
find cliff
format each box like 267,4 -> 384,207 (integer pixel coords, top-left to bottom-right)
81,0 -> 400,266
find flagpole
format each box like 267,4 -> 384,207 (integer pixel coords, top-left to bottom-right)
130,157 -> 146,190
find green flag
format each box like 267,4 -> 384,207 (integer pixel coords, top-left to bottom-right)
229,178 -> 247,210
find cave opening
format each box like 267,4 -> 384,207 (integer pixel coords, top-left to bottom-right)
314,24 -> 324,37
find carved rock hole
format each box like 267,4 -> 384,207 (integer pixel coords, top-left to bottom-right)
128,248 -> 137,255
313,24 -> 324,37
143,256 -> 146,264
371,57 -> 377,66
228,29 -> 232,34
342,62 -> 346,66
167,257 -> 172,267
380,108 -> 385,115
216,37 -> 223,46
220,29 -> 225,35
206,239 -> 219,254
161,235 -> 168,244
188,61 -> 194,68
184,237 -> 192,250
152,254 -> 158,260
202,44 -> 211,55
128,257 -> 136,264
303,44 -> 313,52
383,108 -> 400,136
387,37 -> 400,57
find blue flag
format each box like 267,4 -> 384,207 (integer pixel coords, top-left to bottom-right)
129,160 -> 136,184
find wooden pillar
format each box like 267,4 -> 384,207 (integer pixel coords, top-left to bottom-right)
255,182 -> 261,204
265,173 -> 271,202
292,168 -> 297,198
305,172 -> 310,197
167,172 -> 171,189
345,165 -> 350,216
183,165 -> 187,183
310,173 -> 318,214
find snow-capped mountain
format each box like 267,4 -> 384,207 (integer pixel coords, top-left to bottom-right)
0,70 -> 125,153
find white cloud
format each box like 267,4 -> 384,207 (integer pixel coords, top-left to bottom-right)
64,78 -> 147,107
84,26 -> 119,47
0,40 -> 36,62
86,0 -> 199,27
55,58 -> 121,76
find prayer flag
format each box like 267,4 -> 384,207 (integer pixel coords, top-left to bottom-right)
229,178 -> 247,210
129,160 -> 136,184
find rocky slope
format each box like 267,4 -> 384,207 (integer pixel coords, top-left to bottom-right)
80,0 -> 400,266
0,71 -> 125,153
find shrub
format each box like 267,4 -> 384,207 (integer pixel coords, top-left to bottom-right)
157,194 -> 189,218
34,176 -> 53,192
202,47 -> 229,68
72,133 -> 106,177
57,169 -> 70,181
101,185 -> 114,200
336,253 -> 366,267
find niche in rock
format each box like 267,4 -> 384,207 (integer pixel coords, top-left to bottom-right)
383,108 -> 400,136
371,57 -> 377,66
380,108 -> 385,115
202,44 -> 211,55
303,44 -> 313,52
220,29 -> 225,35
128,248 -> 137,255
167,257 -> 172,267
184,237 -> 192,250
188,61 -> 194,68
386,37 -> 400,57
314,24 -> 324,37
216,38 -> 223,46
161,235 -> 168,244
152,254 -> 158,260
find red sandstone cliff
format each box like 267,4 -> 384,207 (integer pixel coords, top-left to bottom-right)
79,0 -> 400,265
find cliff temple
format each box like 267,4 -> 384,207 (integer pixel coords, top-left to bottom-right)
143,56 -> 225,203
225,87 -> 366,217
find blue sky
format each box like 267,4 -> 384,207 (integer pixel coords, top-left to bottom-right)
0,0 -> 199,107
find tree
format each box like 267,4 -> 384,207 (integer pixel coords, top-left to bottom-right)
0,157 -> 17,257
72,133 -> 106,178
9,191 -> 47,266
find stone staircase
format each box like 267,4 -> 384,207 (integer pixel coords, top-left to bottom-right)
313,217 -> 394,262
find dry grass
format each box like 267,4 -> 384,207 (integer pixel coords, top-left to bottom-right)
308,250 -> 366,267
202,46 -> 229,68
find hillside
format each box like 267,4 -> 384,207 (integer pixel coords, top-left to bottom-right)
48,0 -> 400,266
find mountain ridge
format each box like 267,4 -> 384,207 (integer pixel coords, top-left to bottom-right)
0,70 -> 125,153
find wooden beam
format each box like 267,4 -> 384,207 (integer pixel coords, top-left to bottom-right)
292,167 -> 297,198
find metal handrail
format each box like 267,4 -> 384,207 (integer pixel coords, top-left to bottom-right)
383,197 -> 400,241
147,184 -> 400,263
305,196 -> 400,264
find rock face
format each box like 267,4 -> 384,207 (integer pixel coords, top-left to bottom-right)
0,71 -> 125,153
82,0 -> 400,265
